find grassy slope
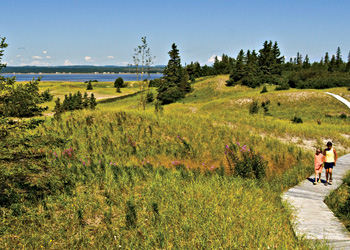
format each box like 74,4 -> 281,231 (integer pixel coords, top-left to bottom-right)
3,76 -> 349,249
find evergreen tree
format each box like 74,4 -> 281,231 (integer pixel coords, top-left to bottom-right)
114,77 -> 124,88
90,93 -> 97,109
157,43 -> 185,104
303,54 -> 311,69
328,55 -> 336,72
324,52 -> 330,64
336,47 -> 343,68
179,69 -> 191,94
76,91 -> 83,109
54,97 -> 61,114
86,80 -> 93,90
61,95 -> 68,111
226,49 -> 246,86
83,92 -> 89,108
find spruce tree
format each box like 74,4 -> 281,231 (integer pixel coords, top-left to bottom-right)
76,91 -> 83,109
336,47 -> 343,68
157,43 -> 184,104
226,49 -> 246,86
83,92 -> 89,108
303,54 -> 311,69
86,80 -> 93,90
54,97 -> 61,114
90,93 -> 97,109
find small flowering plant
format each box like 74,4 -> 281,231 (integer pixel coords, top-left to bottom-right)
225,143 -> 267,180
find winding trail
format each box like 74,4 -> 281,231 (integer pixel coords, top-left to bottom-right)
282,92 -> 350,249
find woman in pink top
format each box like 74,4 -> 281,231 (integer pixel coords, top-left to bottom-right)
314,148 -> 324,185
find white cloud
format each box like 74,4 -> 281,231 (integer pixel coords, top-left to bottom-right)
22,60 -> 50,66
32,56 -> 43,59
43,51 -> 47,54
107,56 -> 115,59
20,58 -> 30,62
85,56 -> 93,62
207,55 -> 222,65
15,54 -> 21,58
46,56 -> 52,59
64,59 -> 73,66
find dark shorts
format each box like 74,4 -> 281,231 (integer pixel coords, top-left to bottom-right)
324,162 -> 334,169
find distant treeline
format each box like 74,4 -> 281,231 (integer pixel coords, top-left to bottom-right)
181,41 -> 350,90
2,65 -> 165,74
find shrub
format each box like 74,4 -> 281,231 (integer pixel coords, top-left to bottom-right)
261,100 -> 271,116
114,77 -> 124,88
275,82 -> 290,91
86,80 -> 93,90
340,113 -> 347,119
260,86 -> 268,93
291,116 -> 303,123
39,89 -> 53,102
249,100 -> 259,114
225,143 -> 267,180
146,92 -> 154,103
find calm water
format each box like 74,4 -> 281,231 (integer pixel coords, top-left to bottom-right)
2,73 -> 162,82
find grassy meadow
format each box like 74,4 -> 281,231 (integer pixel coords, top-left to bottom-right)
2,75 -> 350,249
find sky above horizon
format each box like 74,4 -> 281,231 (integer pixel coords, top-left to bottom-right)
2,0 -> 350,67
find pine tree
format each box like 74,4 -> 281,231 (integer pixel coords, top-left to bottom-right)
157,43 -> 184,104
324,52 -> 330,64
303,54 -> 311,69
226,49 -> 246,86
90,93 -> 97,109
76,91 -> 83,109
54,97 -> 61,113
83,92 -> 89,108
336,47 -> 343,68
86,80 -> 93,90
328,55 -> 336,72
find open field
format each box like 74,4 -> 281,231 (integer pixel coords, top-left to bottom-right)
2,75 -> 350,249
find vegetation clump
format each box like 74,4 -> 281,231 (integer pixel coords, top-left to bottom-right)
291,116 -> 303,124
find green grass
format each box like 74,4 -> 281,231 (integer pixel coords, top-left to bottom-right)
3,75 -> 350,249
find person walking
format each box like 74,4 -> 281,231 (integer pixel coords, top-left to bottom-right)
314,148 -> 324,185
323,141 -> 338,185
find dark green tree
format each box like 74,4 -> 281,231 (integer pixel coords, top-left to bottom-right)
83,92 -> 89,108
303,54 -> 311,69
157,43 -> 185,104
336,47 -> 343,68
90,93 -> 97,109
114,77 -> 124,88
86,80 -> 93,90
76,91 -> 83,109
226,49 -> 246,86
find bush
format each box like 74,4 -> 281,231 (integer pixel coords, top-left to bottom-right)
260,86 -> 268,93
275,82 -> 290,91
249,100 -> 259,114
86,80 -> 93,90
39,89 -> 53,102
291,116 -> 303,123
114,77 -> 124,88
146,92 -> 154,103
225,143 -> 267,180
157,86 -> 184,105
340,113 -> 347,119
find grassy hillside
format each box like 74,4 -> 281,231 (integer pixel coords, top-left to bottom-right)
3,75 -> 349,249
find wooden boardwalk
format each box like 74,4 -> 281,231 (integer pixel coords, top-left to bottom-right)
283,153 -> 350,249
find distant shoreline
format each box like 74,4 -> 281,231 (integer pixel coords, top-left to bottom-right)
3,72 -> 162,75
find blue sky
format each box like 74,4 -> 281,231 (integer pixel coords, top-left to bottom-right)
2,0 -> 350,66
